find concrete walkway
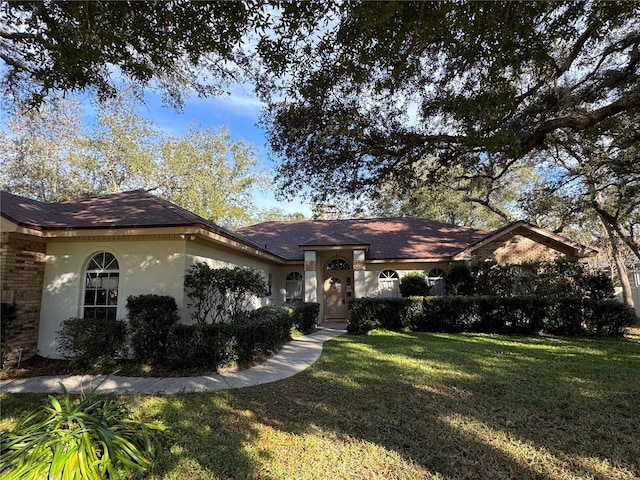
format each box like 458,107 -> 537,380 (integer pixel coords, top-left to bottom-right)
0,324 -> 346,395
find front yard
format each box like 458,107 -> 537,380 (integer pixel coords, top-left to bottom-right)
2,330 -> 639,479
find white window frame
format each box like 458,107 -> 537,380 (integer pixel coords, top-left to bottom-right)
285,271 -> 304,302
83,252 -> 120,320
378,269 -> 400,298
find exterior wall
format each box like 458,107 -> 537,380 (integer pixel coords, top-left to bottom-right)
468,229 -> 578,264
361,262 -> 450,297
38,238 -> 187,358
1,232 -> 47,363
185,239 -> 281,318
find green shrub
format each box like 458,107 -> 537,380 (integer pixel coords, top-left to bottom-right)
126,294 -> 179,364
165,323 -> 236,370
358,296 -> 633,337
399,273 -> 430,297
235,306 -> 293,362
347,298 -> 415,333
445,263 -> 475,295
56,317 -> 127,368
581,299 -> 636,336
289,301 -> 320,333
184,263 -> 270,324
469,261 -> 514,296
0,383 -> 165,480
584,272 -> 615,300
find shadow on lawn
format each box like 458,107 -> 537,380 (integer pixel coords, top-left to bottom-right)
218,332 -> 640,479
2,333 -> 638,479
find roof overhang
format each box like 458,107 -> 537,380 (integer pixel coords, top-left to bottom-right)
1,219 -> 287,265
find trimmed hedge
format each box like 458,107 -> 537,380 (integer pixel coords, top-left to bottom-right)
164,305 -> 293,370
126,294 -> 179,364
348,296 -> 636,337
288,301 -> 320,333
235,306 -> 293,362
347,298 -> 416,333
56,317 -> 127,367
164,323 -> 236,370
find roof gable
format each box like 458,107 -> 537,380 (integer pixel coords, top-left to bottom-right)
453,221 -> 595,260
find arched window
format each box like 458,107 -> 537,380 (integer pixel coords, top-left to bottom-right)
285,271 -> 303,302
427,268 -> 446,297
83,252 -> 119,320
378,269 -> 400,298
326,258 -> 351,271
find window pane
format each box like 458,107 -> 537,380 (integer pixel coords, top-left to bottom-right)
84,290 -> 96,305
86,273 -> 98,288
96,290 -> 107,305
105,273 -> 119,289
108,289 -> 118,305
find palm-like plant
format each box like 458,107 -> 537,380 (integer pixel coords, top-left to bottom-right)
0,383 -> 166,479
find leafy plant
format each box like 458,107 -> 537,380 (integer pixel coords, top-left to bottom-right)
126,294 -> 179,364
184,263 -> 269,323
56,317 -> 127,368
288,301 -> 320,334
0,383 -> 165,479
399,272 -> 430,297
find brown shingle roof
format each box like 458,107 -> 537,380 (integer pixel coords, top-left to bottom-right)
1,190 -> 229,234
2,190 -> 491,262
234,218 -> 489,261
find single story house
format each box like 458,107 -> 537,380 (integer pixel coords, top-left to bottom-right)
1,190 -> 592,360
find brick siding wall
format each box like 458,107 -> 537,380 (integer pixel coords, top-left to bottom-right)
469,229 -> 578,264
1,232 -> 47,364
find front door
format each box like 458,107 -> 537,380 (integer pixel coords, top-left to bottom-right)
324,275 -> 346,320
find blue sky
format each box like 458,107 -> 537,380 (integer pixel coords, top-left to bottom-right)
128,86 -> 311,217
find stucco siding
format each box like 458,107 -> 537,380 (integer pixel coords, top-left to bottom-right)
362,262 -> 450,297
38,239 -> 187,358
185,240 -> 282,314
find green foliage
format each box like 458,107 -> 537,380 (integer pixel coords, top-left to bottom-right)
408,296 -> 634,337
1,92 -> 266,229
348,295 -> 634,337
261,2 -> 638,203
444,263 -> 474,296
399,273 -> 430,297
1,2 -> 323,106
1,302 -> 17,368
164,323 -> 237,370
347,298 -> 415,333
288,301 -> 320,334
184,263 -> 270,324
0,384 -> 165,480
235,306 -> 293,362
164,305 -> 293,369
445,260 -> 615,299
126,294 -> 179,364
56,317 -> 127,368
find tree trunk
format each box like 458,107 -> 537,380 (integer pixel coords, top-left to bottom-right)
600,217 -> 635,307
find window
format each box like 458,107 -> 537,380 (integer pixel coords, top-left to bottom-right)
427,268 -> 446,297
83,252 -> 119,320
327,258 -> 351,270
378,269 -> 400,298
285,271 -> 303,302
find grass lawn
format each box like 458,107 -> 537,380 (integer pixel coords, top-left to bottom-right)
2,330 -> 639,479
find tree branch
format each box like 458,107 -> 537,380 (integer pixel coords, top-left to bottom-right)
520,88 -> 640,155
